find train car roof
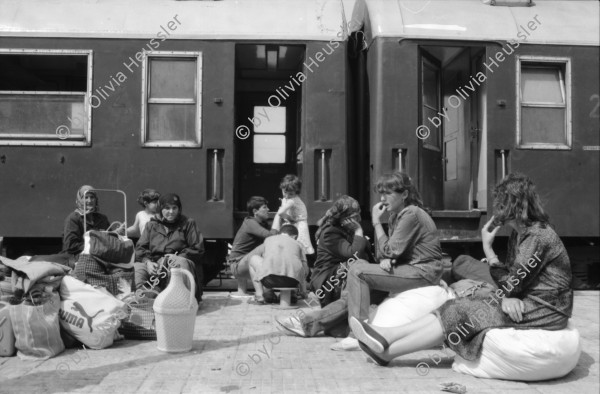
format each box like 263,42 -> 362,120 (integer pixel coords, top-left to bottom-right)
0,0 -> 356,41
351,0 -> 599,46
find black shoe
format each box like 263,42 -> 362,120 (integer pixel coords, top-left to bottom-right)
358,341 -> 389,367
349,316 -> 389,353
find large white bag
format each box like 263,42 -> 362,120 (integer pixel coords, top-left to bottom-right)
59,276 -> 127,349
371,285 -> 454,327
452,322 -> 581,381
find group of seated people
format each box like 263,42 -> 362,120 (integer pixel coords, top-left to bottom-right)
60,170 -> 573,370
61,185 -> 204,300
228,171 -> 573,369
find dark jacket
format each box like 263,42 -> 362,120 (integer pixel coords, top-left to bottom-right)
135,215 -> 204,267
310,224 -> 374,306
61,211 -> 110,255
228,216 -> 277,261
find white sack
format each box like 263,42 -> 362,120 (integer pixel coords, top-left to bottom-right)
59,276 -> 127,349
452,322 -> 581,381
371,285 -> 454,327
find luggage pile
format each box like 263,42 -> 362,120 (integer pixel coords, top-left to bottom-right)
0,228 -> 158,361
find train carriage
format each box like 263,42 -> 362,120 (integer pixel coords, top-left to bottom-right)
0,0 -> 598,286
348,0 -> 599,248
0,0 -> 353,272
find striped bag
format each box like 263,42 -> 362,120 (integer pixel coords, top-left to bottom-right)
9,292 -> 64,360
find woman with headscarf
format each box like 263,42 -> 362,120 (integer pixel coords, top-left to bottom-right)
310,195 -> 374,307
61,185 -> 110,259
134,193 -> 205,301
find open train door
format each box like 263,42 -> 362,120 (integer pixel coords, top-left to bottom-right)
418,51 -> 444,209
441,49 -> 474,210
419,46 -> 485,212
418,45 -> 486,241
234,45 -> 304,219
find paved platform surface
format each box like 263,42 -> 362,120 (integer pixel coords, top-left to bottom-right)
1,291 -> 598,394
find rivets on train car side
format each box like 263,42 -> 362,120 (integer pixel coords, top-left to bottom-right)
214,98 -> 223,105
497,99 -> 506,107
60,156 -> 65,164
0,155 -> 5,164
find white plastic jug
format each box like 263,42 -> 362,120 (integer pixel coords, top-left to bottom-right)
153,268 -> 198,353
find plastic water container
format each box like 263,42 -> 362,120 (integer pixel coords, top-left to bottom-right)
153,268 -> 198,353
0,301 -> 16,357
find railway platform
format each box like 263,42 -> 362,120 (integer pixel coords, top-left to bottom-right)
0,291 -> 598,394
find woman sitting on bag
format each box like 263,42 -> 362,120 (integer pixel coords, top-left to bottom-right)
134,193 -> 205,301
61,185 -> 110,264
349,173 -> 573,366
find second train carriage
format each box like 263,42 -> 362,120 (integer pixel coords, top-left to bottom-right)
346,0 -> 599,285
348,0 -> 599,241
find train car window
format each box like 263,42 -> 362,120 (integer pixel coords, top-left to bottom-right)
150,59 -> 196,99
0,50 -> 92,146
142,53 -> 202,147
517,57 -> 571,150
252,106 -> 286,163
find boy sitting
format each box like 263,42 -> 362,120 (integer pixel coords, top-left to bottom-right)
248,225 -> 309,304
228,196 -> 280,297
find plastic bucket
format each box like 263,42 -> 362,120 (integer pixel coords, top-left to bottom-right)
154,308 -> 197,353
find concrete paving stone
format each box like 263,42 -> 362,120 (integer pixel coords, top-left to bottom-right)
1,291 -> 599,393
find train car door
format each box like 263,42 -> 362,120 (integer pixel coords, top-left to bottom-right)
234,45 -> 304,215
442,49 -> 472,210
419,53 -> 444,209
420,46 -> 485,211
236,95 -> 298,210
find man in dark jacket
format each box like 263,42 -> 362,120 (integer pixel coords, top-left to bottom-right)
227,196 -> 281,297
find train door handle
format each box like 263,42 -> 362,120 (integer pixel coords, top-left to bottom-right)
500,149 -> 507,179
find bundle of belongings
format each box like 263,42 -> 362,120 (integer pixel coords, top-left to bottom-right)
0,230 -> 156,360
73,230 -> 158,339
1,255 -> 69,360
73,230 -> 135,296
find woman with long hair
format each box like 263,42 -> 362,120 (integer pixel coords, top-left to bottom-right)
311,195 -> 374,307
277,172 -> 443,347
349,173 -> 573,366
346,171 -> 443,324
276,195 -> 374,339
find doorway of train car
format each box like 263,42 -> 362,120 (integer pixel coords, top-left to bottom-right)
234,44 -> 305,220
419,46 -> 485,211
